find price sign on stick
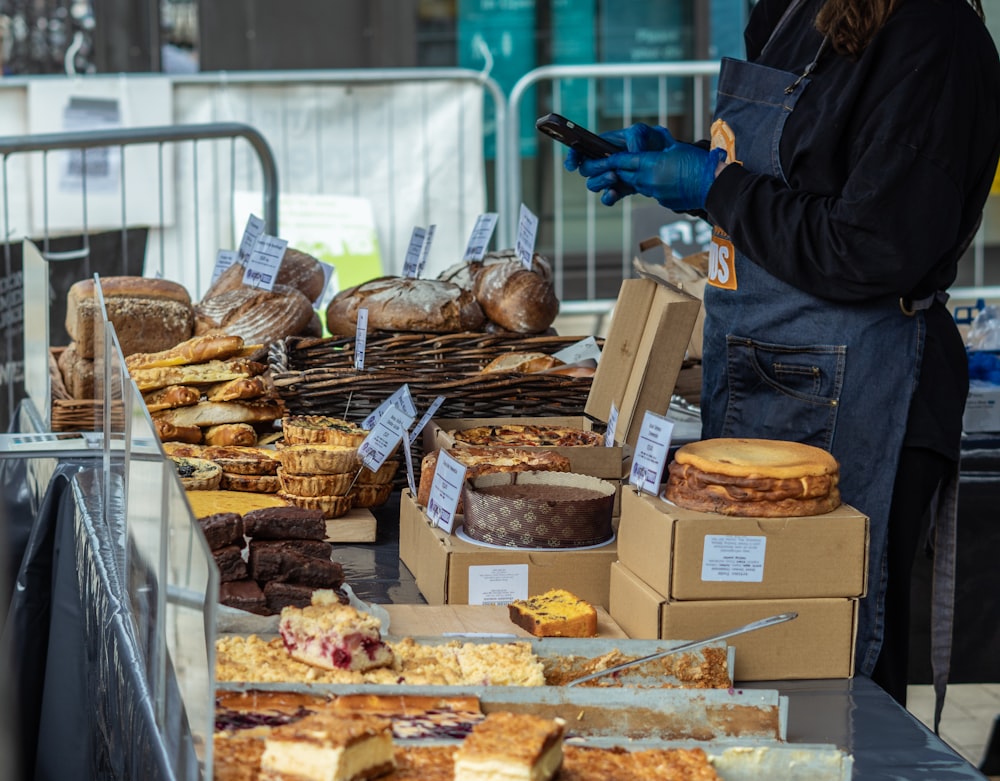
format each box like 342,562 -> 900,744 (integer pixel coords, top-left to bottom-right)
402,226 -> 428,278
629,410 -> 674,494
463,213 -> 499,261
416,223 -> 436,278
243,234 -> 287,290
364,384 -> 417,430
604,402 -> 620,448
358,404 -> 414,472
211,249 -> 238,285
427,449 -> 468,534
237,213 -> 266,264
354,309 -> 369,371
515,203 -> 539,269
409,395 -> 446,446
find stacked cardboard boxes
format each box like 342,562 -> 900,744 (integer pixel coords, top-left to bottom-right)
609,487 -> 869,681
401,277 -> 701,609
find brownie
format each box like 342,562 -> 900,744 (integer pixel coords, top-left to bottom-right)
262,581 -> 351,613
213,544 -> 249,582
247,540 -> 336,582
197,512 -> 245,550
253,551 -> 344,588
242,506 -> 327,540
219,579 -> 268,615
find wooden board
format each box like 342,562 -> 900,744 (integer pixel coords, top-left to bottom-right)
382,604 -> 627,639
326,508 -> 377,543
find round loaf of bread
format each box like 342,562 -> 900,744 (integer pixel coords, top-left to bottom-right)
195,283 -> 315,345
472,256 -> 559,334
324,276 -> 485,336
203,248 -> 327,303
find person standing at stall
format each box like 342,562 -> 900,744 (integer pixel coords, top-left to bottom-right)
566,0 -> 1000,718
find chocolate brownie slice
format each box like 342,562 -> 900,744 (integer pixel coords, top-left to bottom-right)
247,540 -> 337,582
197,512 -> 245,550
213,544 -> 249,582
219,579 -> 268,614
263,582 -> 350,613
242,506 -> 327,540
253,550 -> 344,587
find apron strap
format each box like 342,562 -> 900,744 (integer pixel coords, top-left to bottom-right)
930,461 -> 960,734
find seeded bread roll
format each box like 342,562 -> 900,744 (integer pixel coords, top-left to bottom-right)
65,276 -> 194,358
324,276 -> 485,336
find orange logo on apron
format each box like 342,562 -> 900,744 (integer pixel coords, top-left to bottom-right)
708,118 -> 740,290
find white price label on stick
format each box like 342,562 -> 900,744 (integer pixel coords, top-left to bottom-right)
628,410 -> 674,494
358,405 -> 414,472
354,309 -> 369,370
427,449 -> 467,535
416,223 -> 436,277
463,213 -> 499,261
515,203 -> 539,269
409,395 -> 446,446
604,402 -> 619,448
211,249 -> 238,285
364,384 -> 418,430
553,336 -> 602,366
402,226 -> 428,278
242,234 -> 287,290
237,213 -> 266,263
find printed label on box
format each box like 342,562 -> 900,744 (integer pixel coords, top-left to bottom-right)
467,564 -> 529,605
701,535 -> 766,582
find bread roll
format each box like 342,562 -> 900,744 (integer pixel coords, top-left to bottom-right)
66,276 -> 195,358
324,276 -> 485,336
472,256 -> 559,334
195,284 -> 315,345
57,341 -> 96,399
125,334 -> 245,371
203,248 -> 327,303
203,422 -> 259,447
480,352 -> 564,374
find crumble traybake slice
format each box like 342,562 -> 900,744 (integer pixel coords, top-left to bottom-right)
278,600 -> 394,672
259,712 -> 395,781
453,712 -> 565,781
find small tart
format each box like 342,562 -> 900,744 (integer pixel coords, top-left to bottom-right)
275,441 -> 360,475
357,459 -> 399,485
202,445 -> 280,475
277,468 -> 354,497
170,456 -> 223,491
220,472 -> 281,493
349,483 -> 394,509
278,491 -> 353,519
282,415 -> 369,447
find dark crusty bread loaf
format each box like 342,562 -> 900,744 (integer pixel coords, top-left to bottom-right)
66,276 -> 195,359
325,276 -> 485,336
472,254 -> 559,334
57,341 -> 96,399
195,283 -> 315,345
203,248 -> 328,304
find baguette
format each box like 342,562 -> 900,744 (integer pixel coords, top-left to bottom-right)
125,334 -> 246,371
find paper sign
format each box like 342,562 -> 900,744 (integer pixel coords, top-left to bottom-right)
400,429 -> 418,496
402,226 -> 428,278
211,249 -> 238,285
242,234 -> 288,290
354,309 -> 368,370
364,384 -> 418,430
515,204 -> 539,269
701,535 -> 767,582
604,402 -> 619,448
237,214 -> 266,263
409,395 -> 446,446
467,565 -> 529,606
426,449 -> 467,534
629,410 -> 674,493
416,224 -> 436,277
358,405 -> 414,472
463,213 -> 499,261
553,336 -> 602,366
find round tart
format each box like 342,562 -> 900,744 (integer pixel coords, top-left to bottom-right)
170,456 -> 223,491
274,441 -> 360,474
202,445 -> 280,476
277,468 -> 354,497
278,491 -> 353,519
282,415 -> 369,447
220,472 -> 281,493
349,483 -> 393,508
357,460 -> 399,485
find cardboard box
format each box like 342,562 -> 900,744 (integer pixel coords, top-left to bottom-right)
963,384 -> 1000,433
609,561 -> 858,680
399,489 -> 618,608
617,488 -> 869,600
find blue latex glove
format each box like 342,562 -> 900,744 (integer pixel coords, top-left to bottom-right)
564,122 -> 674,173
581,138 -> 727,211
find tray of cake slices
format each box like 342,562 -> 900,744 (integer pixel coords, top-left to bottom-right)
213,592 -> 795,747
213,692 -> 853,781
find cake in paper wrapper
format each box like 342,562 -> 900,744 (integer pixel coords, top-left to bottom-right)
461,471 -> 615,549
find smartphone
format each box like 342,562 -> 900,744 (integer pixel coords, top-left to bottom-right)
535,112 -> 623,159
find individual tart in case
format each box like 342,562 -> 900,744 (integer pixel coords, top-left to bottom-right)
282,415 -> 369,447
348,483 -> 394,509
170,455 -> 223,490
278,490 -> 354,520
275,441 -> 362,474
356,459 -> 399,485
277,468 -> 355,498
219,471 -> 281,493
202,445 -> 280,475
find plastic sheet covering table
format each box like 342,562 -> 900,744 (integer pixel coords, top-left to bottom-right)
3,463 -> 194,780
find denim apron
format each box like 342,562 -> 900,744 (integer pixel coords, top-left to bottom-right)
701,11 -> 924,679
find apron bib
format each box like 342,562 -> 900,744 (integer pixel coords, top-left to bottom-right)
702,35 -> 923,675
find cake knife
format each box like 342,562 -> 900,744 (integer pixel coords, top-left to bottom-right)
565,611 -> 798,687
